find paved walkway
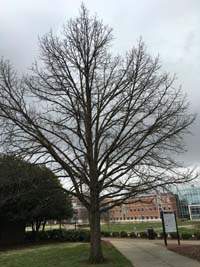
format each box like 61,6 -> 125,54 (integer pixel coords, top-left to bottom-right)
107,238 -> 200,267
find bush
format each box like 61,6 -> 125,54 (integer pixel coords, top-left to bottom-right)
24,231 -> 34,241
120,231 -> 128,238
25,229 -> 90,242
101,231 -> 111,237
62,229 -> 90,242
181,233 -> 192,240
158,232 -> 164,239
194,231 -> 200,240
153,232 -> 158,238
25,231 -> 50,242
129,232 -> 137,238
78,230 -> 90,242
112,231 -> 120,237
169,232 -> 178,239
47,229 -> 61,240
38,231 -> 50,241
139,231 -> 148,238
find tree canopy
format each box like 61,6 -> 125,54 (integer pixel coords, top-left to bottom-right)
0,154 -> 72,227
0,5 -> 196,263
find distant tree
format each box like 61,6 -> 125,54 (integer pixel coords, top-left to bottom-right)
0,5 -> 196,263
0,155 -> 72,239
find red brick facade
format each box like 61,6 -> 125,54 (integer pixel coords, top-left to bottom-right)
71,193 -> 177,223
109,193 -> 177,222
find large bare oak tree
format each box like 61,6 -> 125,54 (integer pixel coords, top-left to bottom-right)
0,5 -> 196,263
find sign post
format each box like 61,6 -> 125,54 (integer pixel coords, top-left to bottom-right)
161,211 -> 180,246
73,209 -> 78,230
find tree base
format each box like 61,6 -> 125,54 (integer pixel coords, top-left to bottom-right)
80,257 -> 111,265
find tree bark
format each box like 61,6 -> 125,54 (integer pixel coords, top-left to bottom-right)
89,208 -> 104,264
42,219 -> 46,232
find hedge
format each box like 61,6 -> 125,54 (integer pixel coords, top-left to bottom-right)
25,229 -> 90,242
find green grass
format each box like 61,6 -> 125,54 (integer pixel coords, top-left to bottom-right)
0,242 -> 133,267
26,220 -> 200,235
101,222 -> 162,233
101,220 -> 200,235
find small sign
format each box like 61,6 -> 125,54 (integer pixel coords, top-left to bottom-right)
161,211 -> 180,246
163,212 -> 176,233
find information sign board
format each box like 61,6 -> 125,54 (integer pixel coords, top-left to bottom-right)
163,212 -> 176,233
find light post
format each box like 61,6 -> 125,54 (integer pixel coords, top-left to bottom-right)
73,209 -> 78,230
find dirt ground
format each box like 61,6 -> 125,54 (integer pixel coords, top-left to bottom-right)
168,244 -> 200,262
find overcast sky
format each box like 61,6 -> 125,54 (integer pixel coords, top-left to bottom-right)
0,0 -> 199,167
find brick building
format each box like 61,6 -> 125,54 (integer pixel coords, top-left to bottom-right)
109,193 -> 177,222
71,193 -> 177,224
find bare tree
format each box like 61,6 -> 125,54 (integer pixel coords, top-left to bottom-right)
0,5 -> 196,263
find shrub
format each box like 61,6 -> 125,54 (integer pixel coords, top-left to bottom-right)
169,232 -> 178,239
120,231 -> 128,238
158,232 -> 164,239
139,231 -> 148,238
194,231 -> 200,240
47,229 -> 61,240
78,230 -> 90,242
38,231 -> 50,241
62,229 -> 90,242
101,231 -> 111,237
181,233 -> 192,240
129,232 -> 137,238
153,232 -> 158,238
24,231 -> 34,241
25,229 -> 90,242
112,231 -> 120,237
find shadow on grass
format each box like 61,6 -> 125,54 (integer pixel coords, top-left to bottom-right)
0,241 -> 133,267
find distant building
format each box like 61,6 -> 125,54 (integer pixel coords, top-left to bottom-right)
109,193 -> 177,222
71,193 -> 178,224
173,184 -> 200,220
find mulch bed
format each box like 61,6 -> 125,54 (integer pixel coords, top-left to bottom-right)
168,244 -> 200,262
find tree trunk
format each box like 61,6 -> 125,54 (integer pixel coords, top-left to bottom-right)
42,218 -> 46,232
89,208 -> 104,264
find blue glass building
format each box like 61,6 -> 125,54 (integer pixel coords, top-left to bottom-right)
172,184 -> 200,220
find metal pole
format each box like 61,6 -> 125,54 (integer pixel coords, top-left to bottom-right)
174,211 -> 180,245
161,211 -> 167,246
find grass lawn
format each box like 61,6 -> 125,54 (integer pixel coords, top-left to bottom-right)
101,220 -> 200,234
101,222 -> 162,233
26,220 -> 200,235
0,242 -> 133,267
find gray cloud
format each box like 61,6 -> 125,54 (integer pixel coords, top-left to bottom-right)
0,0 -> 199,166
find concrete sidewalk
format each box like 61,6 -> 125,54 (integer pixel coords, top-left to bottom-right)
108,238 -> 200,267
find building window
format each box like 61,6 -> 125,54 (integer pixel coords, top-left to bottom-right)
131,217 -> 133,220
